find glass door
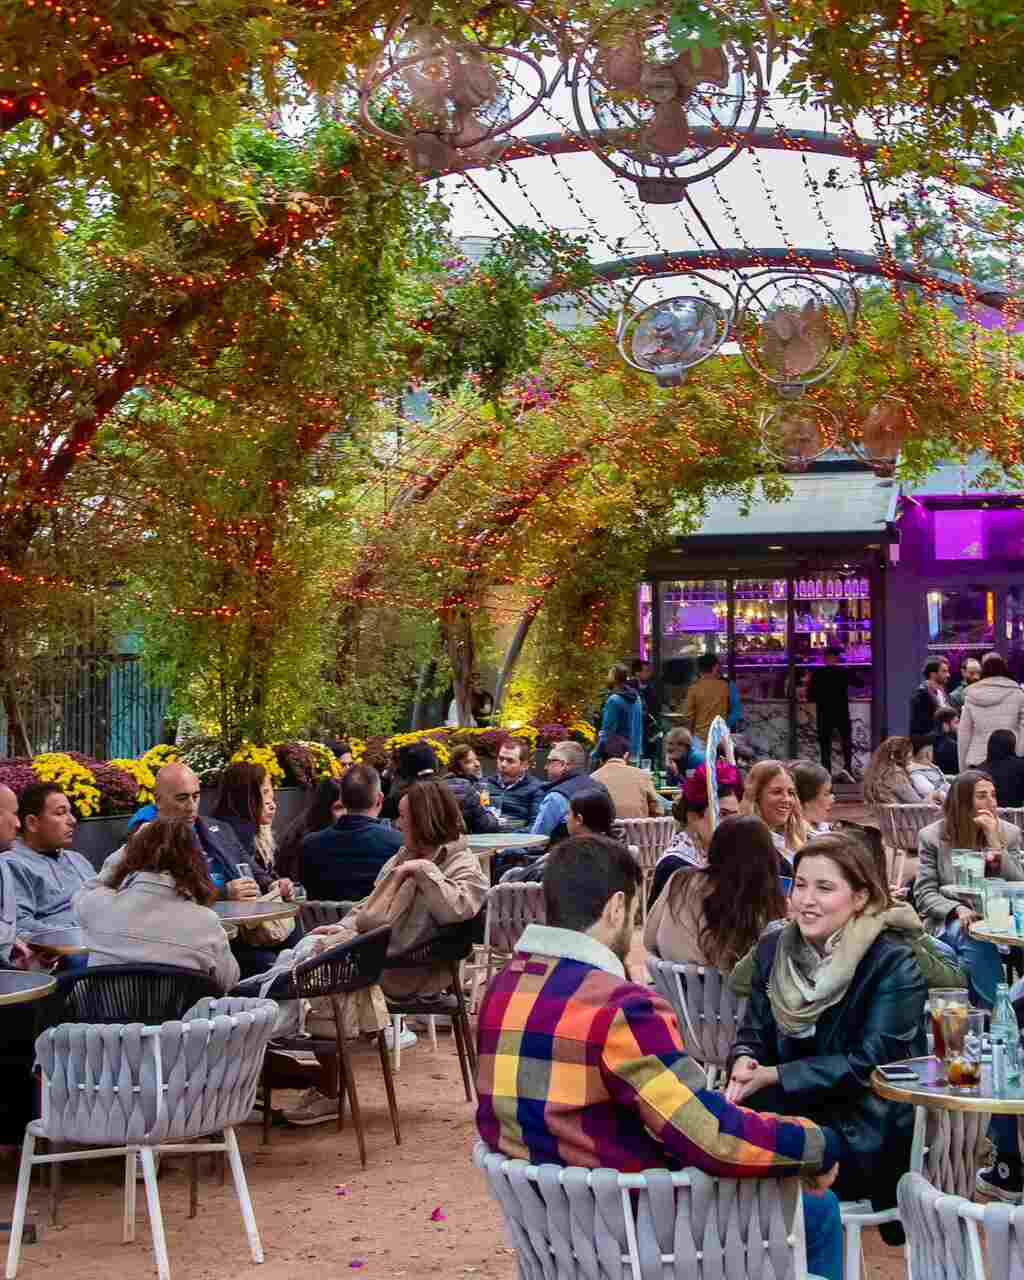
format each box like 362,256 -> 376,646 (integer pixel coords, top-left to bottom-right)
658,579 -> 727,713
733,577 -> 789,760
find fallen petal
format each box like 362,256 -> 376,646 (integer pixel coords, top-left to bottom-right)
430,1206 -> 448,1221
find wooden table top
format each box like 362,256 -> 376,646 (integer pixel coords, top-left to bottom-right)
872,1056 -> 1024,1114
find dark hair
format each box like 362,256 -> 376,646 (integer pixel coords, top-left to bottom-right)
341,764 -> 381,813
924,658 -> 946,678
668,816 -> 786,969
697,653 -> 719,674
598,733 -> 630,762
17,782 -> 67,822
824,645 -> 843,659
324,739 -> 352,759
497,736 -> 530,763
543,836 -> 641,932
982,654 -> 1010,679
631,658 -> 650,675
569,788 -> 616,837
672,778 -> 742,823
942,770 -> 1000,850
401,780 -> 465,848
985,729 -> 1018,764
910,732 -> 936,754
793,830 -> 889,916
275,777 -> 343,880
791,761 -> 830,808
609,662 -> 630,688
449,744 -> 480,777
934,707 -> 959,731
212,762 -> 267,823
397,741 -> 438,780
110,818 -> 215,906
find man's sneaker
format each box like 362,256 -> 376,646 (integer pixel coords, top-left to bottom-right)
977,1161 -> 1023,1203
283,1087 -> 338,1127
384,1025 -> 419,1051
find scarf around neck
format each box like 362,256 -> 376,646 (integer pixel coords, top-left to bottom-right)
768,902 -> 922,1037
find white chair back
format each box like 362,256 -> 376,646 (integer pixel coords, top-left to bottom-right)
894,1171 -> 1024,1280
475,1141 -> 810,1280
484,882 -> 547,955
617,817 -> 677,918
646,957 -> 746,1080
998,807 -> 1024,836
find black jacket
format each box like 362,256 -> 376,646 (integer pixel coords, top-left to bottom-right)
485,771 -> 544,826
981,752 -> 1024,808
909,682 -> 944,736
300,814 -> 404,903
380,770 -> 498,834
731,926 -> 926,1211
933,730 -> 959,776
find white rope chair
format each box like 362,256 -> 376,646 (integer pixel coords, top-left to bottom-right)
897,1169 -> 1024,1280
615,817 -> 677,920
646,957 -> 747,1089
6,996 -> 278,1280
474,1141 -> 814,1280
875,802 -> 939,884
469,882 -> 546,1011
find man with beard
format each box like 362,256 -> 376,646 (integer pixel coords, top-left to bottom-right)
474,836 -> 844,1280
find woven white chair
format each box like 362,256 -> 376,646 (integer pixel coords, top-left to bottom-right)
474,1141 -> 815,1280
646,957 -> 747,1088
616,816 -> 677,919
875,802 -> 939,884
469,882 -> 546,1010
6,996 -> 278,1280
896,1169 -> 1024,1280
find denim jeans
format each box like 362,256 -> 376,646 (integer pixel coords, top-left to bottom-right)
803,1189 -> 843,1280
938,918 -> 1003,1010
990,1112 -> 1020,1167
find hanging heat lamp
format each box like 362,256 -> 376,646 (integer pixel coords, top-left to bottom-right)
358,11 -> 548,173
616,274 -> 732,386
570,10 -> 764,203
761,404 -> 836,470
855,396 -> 912,474
736,273 -> 857,398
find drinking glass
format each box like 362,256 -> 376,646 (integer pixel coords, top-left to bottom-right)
1010,887 -> 1024,937
945,1009 -> 986,1089
490,792 -> 503,816
964,852 -> 986,889
291,883 -> 307,903
953,853 -> 968,886
640,758 -> 653,773
985,880 -> 1012,929
927,988 -> 969,1066
236,862 -> 252,881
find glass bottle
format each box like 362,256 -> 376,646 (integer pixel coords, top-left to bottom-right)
992,983 -> 1021,1083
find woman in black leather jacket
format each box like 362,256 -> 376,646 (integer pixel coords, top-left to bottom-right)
726,831 -> 926,1217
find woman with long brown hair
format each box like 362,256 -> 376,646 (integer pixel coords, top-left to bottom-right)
740,761 -> 808,866
862,736 -> 921,805
75,818 -> 240,990
916,769 -> 1023,1008
726,830 -> 927,1217
644,815 -> 786,970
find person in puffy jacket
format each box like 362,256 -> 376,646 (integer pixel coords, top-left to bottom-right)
443,744 -> 500,835
958,653 -> 1024,768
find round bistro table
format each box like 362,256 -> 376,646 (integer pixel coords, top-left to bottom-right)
25,929 -> 87,957
467,833 -> 549,857
213,899 -> 300,926
872,1056 -> 1024,1197
0,970 -> 57,1007
970,920 -> 1024,947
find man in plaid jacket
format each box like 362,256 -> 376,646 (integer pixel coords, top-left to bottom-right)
475,836 -> 843,1280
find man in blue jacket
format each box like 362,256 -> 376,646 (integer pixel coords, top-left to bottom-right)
598,663 -> 644,760
301,764 -> 403,903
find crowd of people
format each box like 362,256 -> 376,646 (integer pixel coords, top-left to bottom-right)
3,650 -> 1024,1272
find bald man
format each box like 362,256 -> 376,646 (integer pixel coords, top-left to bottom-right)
103,763 -> 256,900
0,786 -> 30,965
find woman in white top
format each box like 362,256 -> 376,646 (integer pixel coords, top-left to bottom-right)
791,762 -> 834,833
740,761 -> 809,868
907,733 -> 949,804
76,818 -> 239,991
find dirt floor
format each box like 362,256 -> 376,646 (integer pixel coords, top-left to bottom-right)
0,806 -> 920,1280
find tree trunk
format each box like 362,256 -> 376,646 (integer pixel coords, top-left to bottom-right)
440,607 -> 476,727
410,657 -> 438,730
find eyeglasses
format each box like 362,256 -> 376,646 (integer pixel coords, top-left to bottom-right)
548,757 -> 567,766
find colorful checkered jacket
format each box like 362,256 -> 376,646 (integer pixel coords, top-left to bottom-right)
476,924 -> 839,1178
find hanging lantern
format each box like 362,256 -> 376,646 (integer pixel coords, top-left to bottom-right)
737,273 -> 856,397
762,404 -> 835,470
570,12 -> 764,203
856,397 -> 911,474
616,275 -> 731,385
358,14 -> 548,173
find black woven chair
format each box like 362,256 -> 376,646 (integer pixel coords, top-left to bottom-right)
383,919 -> 478,1103
37,963 -> 223,1031
299,900 -> 354,930
255,925 -> 399,1164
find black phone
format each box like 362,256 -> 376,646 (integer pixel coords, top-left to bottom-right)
877,1065 -> 918,1082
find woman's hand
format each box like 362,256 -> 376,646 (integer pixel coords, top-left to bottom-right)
227,877 -> 260,901
726,1055 -> 771,1103
975,810 -> 1000,844
271,878 -> 294,900
391,858 -> 436,882
955,903 -> 979,928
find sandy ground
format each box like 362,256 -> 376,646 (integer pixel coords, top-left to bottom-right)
1,807 -> 918,1279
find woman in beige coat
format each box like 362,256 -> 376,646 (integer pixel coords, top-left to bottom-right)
958,654 -> 1024,768
75,818 -> 240,991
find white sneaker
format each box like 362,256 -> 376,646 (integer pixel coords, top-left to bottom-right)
283,1087 -> 338,1127
384,1025 -> 418,1051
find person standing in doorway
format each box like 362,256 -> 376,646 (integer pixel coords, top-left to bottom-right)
909,658 -> 951,736
682,653 -> 730,746
806,646 -> 862,779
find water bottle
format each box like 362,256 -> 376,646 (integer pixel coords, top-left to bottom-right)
992,983 -> 1021,1083
993,1033 -> 1008,1095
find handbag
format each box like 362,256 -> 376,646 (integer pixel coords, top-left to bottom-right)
239,886 -> 295,947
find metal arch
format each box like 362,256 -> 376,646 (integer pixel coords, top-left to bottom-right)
532,246 -> 1014,313
457,126 -> 1010,203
